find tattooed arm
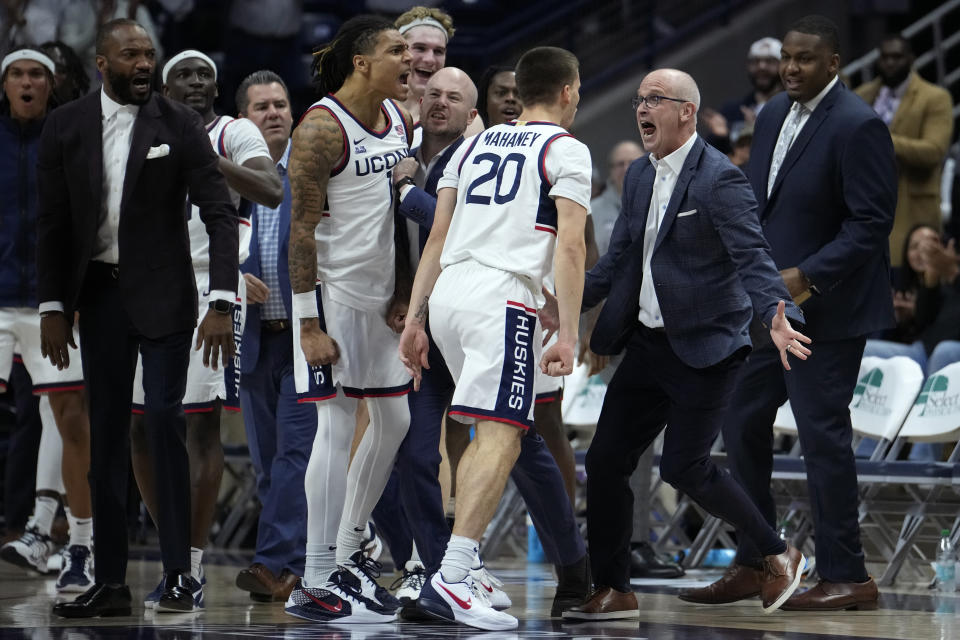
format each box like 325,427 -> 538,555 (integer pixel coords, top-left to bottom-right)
289,108 -> 344,366
397,186 -> 456,390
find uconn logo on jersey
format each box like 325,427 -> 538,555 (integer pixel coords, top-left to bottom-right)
355,148 -> 409,176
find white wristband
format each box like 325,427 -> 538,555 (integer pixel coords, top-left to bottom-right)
292,291 -> 319,318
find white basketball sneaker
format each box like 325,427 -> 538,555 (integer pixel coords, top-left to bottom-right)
416,571 -> 517,631
470,562 -> 512,610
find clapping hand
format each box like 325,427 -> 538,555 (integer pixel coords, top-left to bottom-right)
770,300 -> 812,370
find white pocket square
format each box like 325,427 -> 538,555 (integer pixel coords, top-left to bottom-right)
676,209 -> 698,218
146,144 -> 170,159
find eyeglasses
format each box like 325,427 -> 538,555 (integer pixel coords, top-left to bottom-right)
631,95 -> 688,110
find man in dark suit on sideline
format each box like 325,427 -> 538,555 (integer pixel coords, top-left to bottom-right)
563,68 -> 810,621
682,15 -> 897,612
37,19 -> 238,616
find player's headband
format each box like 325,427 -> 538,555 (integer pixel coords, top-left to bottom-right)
1,50 -> 56,77
398,17 -> 448,41
162,49 -> 217,84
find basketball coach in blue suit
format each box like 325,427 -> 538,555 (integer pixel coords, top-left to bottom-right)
565,68 -> 811,621
682,16 -> 897,612
37,20 -> 238,616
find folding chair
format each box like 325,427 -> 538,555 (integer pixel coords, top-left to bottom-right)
861,361 -> 960,585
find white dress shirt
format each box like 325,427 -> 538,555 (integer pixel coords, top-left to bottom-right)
94,88 -> 140,264
637,131 -> 699,329
773,75 -> 838,148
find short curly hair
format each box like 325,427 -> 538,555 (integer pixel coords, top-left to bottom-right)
395,6 -> 455,40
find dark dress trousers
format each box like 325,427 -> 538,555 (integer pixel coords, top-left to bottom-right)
723,81 -> 897,583
582,136 -> 804,592
37,91 -> 238,583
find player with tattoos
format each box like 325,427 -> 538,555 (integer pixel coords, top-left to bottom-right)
283,15 -> 416,624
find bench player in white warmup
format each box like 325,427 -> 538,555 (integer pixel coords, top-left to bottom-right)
130,49 -> 282,609
399,46 -> 591,631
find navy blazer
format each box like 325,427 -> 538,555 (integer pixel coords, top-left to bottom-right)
747,81 -> 897,340
583,136 -> 802,369
239,153 -> 293,373
397,137 -> 465,252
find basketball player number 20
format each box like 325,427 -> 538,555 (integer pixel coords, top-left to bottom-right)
465,153 -> 525,205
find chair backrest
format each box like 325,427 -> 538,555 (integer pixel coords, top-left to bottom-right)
897,362 -> 960,451
849,356 -> 924,442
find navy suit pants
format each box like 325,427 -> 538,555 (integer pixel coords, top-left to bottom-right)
239,328 -> 318,576
586,325 -> 784,592
722,337 -> 869,583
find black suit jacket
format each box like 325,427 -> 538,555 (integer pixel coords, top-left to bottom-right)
37,91 -> 238,338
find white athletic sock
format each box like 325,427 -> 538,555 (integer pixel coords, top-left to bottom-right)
66,509 -> 93,548
336,521 -> 366,565
440,535 -> 478,584
191,547 -> 203,581
304,391 -> 355,584
471,549 -> 483,570
32,496 -> 58,536
410,542 -> 421,564
336,395 -> 409,564
36,397 -> 65,494
304,542 -> 337,588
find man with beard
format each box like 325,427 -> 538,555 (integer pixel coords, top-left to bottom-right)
38,19 -> 238,617
855,34 -> 954,265
719,37 -> 783,141
130,49 -> 282,609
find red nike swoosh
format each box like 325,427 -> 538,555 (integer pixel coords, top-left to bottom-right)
482,582 -> 493,593
438,582 -> 472,609
305,590 -> 343,612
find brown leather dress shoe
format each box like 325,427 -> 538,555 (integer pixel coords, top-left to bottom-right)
781,578 -> 879,611
561,586 -> 639,620
274,569 -> 298,601
678,564 -> 762,604
760,544 -> 805,613
236,563 -> 277,597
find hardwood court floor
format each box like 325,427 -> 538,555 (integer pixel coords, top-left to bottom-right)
1,553 -> 958,640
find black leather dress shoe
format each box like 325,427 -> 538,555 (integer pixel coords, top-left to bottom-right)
630,542 -> 685,578
157,570 -> 201,613
53,583 -> 132,618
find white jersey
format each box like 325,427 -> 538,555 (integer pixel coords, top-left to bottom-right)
309,95 -> 411,311
437,121 -> 592,303
187,115 -> 271,269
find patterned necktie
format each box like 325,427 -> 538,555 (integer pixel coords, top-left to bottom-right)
767,102 -> 807,196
